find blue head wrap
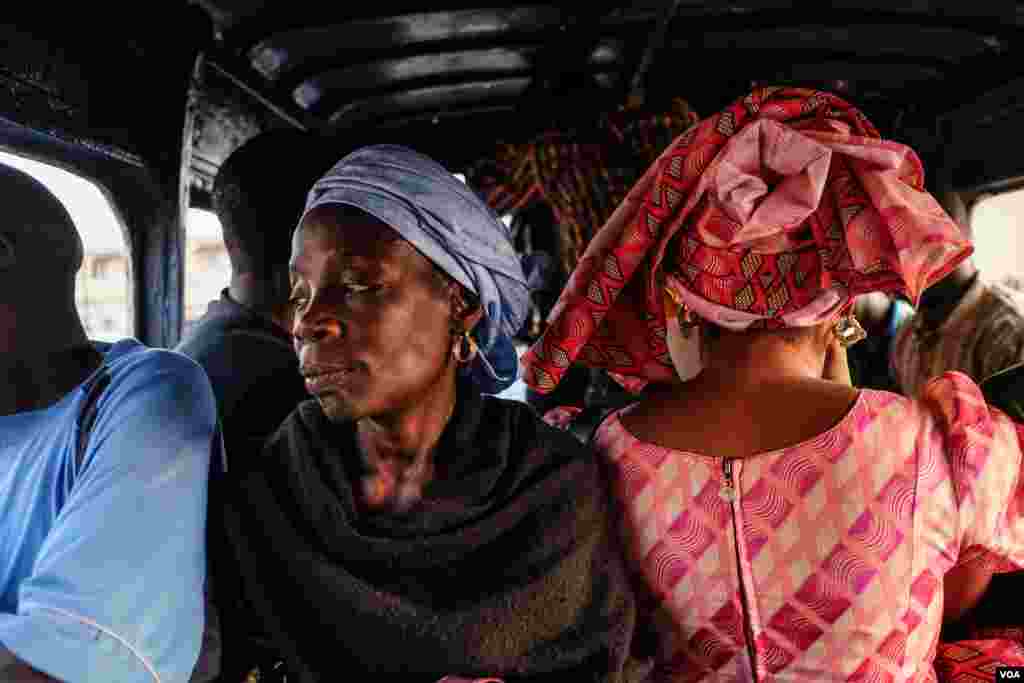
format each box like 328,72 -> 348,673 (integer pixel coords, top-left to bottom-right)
299,144 -> 529,394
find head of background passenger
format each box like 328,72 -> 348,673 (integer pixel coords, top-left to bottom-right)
289,144 -> 529,423
522,87 -> 974,393
212,129 -> 333,328
0,163 -> 86,353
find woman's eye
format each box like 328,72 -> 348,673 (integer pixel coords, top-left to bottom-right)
289,284 -> 380,308
344,284 -> 382,296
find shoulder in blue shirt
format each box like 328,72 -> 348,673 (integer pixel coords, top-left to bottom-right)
0,338 -> 217,683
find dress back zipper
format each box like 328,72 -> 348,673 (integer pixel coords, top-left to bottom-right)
721,458 -> 736,501
722,457 -> 758,677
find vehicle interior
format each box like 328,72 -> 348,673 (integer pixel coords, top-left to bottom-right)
3,2 -> 1023,350
5,5 -> 1024,682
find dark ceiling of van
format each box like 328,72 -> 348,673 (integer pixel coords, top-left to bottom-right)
186,2 -> 1024,188
3,4 -> 1023,197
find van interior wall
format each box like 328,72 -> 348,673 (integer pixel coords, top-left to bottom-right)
939,75 -> 1024,192
5,5 -> 1024,350
0,8 -> 211,348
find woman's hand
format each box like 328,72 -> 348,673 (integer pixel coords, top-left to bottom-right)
823,336 -> 853,386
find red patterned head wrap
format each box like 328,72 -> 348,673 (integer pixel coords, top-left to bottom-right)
521,87 -> 973,393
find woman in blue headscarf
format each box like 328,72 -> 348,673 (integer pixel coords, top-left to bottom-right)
213,145 -> 646,683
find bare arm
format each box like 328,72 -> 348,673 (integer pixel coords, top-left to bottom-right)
942,556 -> 996,624
0,648 -> 59,682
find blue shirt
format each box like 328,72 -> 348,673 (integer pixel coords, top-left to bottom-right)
0,339 -> 217,683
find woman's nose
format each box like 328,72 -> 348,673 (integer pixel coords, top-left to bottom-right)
293,305 -> 345,345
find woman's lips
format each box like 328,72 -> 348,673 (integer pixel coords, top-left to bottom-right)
304,368 -> 353,394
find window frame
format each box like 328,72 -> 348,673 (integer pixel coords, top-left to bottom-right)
0,146 -> 135,343
0,119 -> 189,349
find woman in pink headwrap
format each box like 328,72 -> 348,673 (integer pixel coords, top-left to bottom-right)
522,87 -> 1024,680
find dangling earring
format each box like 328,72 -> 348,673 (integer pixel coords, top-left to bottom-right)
452,330 -> 479,363
832,315 -> 867,348
677,303 -> 699,339
666,300 -> 703,382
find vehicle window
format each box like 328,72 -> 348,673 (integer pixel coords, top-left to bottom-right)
183,208 -> 231,339
0,150 -> 132,342
970,188 -> 1024,290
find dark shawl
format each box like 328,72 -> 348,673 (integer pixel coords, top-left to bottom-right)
215,383 -> 648,682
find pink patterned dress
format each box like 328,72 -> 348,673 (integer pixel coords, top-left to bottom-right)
591,372 -> 1024,681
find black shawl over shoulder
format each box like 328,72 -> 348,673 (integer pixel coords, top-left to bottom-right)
215,384 -> 647,682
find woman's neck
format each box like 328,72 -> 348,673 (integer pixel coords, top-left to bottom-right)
353,374 -> 459,515
630,329 -> 858,459
696,332 -> 826,391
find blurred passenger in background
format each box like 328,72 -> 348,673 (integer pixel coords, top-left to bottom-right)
891,188 -> 1024,397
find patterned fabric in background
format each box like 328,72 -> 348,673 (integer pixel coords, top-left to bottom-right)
521,87 -> 972,394
466,99 -> 700,276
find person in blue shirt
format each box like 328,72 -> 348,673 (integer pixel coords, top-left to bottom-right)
0,164 -> 217,682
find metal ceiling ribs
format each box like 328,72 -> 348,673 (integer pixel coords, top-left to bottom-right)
191,1 -> 1024,174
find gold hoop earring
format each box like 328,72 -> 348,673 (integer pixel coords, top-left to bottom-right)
677,304 -> 699,339
833,315 -> 867,348
453,331 -> 478,363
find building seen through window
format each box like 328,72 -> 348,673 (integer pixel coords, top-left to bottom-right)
183,208 -> 232,339
970,187 -> 1024,290
0,150 -> 132,343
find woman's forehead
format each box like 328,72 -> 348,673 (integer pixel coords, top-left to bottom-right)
291,208 -> 429,275
299,205 -> 400,243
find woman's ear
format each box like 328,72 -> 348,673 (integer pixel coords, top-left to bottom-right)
0,232 -> 15,271
449,283 -> 484,333
458,302 -> 485,335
